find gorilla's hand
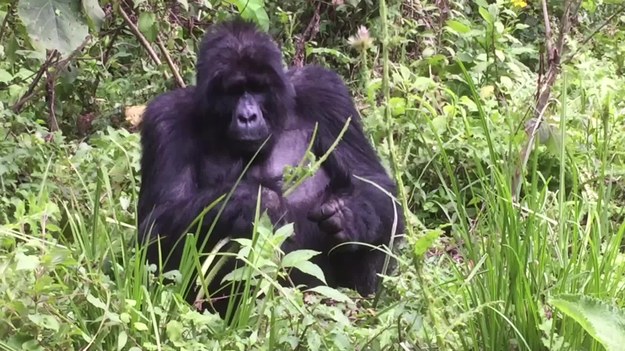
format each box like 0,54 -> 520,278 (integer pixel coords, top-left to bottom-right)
308,197 -> 359,246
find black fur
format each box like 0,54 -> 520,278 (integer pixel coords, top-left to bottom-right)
137,18 -> 404,315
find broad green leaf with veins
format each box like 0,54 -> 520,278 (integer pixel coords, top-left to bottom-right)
17,0 -> 90,57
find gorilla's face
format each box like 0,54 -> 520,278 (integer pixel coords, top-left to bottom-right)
205,66 -> 290,154
224,77 -> 270,146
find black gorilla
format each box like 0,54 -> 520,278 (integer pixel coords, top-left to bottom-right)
137,18 -> 404,314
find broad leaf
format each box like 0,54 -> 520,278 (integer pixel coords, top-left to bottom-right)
0,69 -> 13,83
176,0 -> 189,11
15,252 -> 39,270
81,0 -> 105,32
551,294 -> 625,351
86,293 -> 107,310
137,12 -> 157,43
282,249 -> 320,268
307,286 -> 353,304
413,229 -> 442,258
17,0 -> 89,57
478,6 -> 494,24
227,0 -> 269,31
290,260 -> 326,284
446,20 -> 471,34
28,314 -> 60,331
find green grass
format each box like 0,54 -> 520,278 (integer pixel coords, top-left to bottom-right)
3,1 -> 625,350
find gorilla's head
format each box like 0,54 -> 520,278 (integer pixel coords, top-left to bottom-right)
195,18 -> 295,154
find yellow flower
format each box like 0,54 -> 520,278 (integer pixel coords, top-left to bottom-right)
511,0 -> 527,8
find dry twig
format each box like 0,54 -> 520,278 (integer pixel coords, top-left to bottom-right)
12,52 -> 58,113
118,7 -> 162,66
293,1 -> 322,68
156,35 -> 186,88
45,54 -> 59,132
562,3 -> 625,65
11,36 -> 91,114
512,0 -> 581,200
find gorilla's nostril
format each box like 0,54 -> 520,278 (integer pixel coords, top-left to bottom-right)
238,113 -> 257,124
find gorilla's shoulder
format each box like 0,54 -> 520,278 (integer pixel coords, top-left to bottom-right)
287,65 -> 347,93
143,87 -> 196,124
287,65 -> 357,124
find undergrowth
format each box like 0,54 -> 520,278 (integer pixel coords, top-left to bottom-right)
2,0 -> 625,350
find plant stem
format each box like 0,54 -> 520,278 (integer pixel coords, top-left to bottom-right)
378,0 -> 443,348
379,0 -> 411,240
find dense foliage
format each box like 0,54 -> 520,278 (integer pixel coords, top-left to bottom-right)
2,0 -> 625,350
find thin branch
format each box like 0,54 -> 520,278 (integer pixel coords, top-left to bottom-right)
562,3 -> 625,65
156,35 -> 186,88
293,1 -> 322,68
118,6 -> 162,66
11,36 -> 91,114
54,36 -> 91,74
513,0 -> 582,200
102,25 -> 124,66
534,0 -> 580,119
541,0 -> 553,62
45,56 -> 59,132
11,52 -> 58,113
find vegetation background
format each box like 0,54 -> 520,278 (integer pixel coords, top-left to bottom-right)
1,0 -> 625,350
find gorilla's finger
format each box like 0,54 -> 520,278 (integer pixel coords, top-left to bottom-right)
333,230 -> 349,243
319,215 -> 342,234
308,200 -> 339,221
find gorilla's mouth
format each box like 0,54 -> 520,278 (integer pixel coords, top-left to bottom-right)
229,127 -> 269,141
229,129 -> 272,152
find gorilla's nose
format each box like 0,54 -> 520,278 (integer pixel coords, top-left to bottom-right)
237,110 -> 258,124
235,93 -> 263,129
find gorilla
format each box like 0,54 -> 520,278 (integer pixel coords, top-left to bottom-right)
137,18 -> 404,315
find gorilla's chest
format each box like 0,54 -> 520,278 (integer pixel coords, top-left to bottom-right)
250,129 -> 330,207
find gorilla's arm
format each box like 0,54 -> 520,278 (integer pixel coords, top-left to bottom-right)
289,66 -> 404,247
137,88 -> 283,257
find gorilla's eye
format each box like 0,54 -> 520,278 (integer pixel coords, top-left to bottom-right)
224,84 -> 244,96
246,81 -> 266,93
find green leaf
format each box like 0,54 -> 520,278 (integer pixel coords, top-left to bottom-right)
413,229 -> 442,258
307,286 -> 353,304
551,294 -> 625,351
0,68 -> 13,83
28,314 -> 60,331
273,222 -> 295,243
15,252 -> 39,270
117,331 -> 128,351
446,20 -> 470,34
133,322 -> 149,331
166,320 -> 184,341
228,0 -> 269,31
81,0 -> 105,32
87,293 -> 107,310
17,0 -> 89,57
431,116 -> 447,134
389,97 -> 406,117
282,249 -> 320,267
137,12 -> 157,43
478,6 -> 494,24
290,260 -> 326,284
176,0 -> 189,11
